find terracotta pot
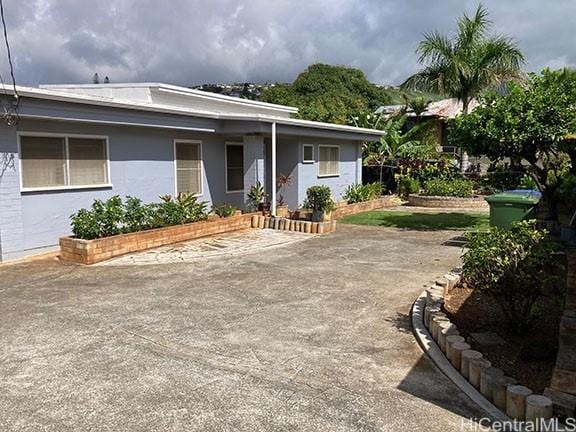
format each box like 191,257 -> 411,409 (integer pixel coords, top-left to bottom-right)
276,205 -> 289,218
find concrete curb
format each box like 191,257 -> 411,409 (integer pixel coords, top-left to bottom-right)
411,289 -> 511,423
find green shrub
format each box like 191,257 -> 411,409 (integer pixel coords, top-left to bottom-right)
154,193 -> 208,226
343,182 -> 383,204
212,203 -> 237,218
482,166 -> 524,193
305,186 -> 335,212
70,193 -> 208,240
123,196 -> 155,233
462,220 -> 562,331
247,181 -> 267,210
397,176 -> 421,197
557,173 -> 576,206
423,178 -> 473,198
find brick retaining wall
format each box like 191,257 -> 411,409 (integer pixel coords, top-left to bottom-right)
332,196 -> 396,219
407,194 -> 489,209
60,213 -> 257,265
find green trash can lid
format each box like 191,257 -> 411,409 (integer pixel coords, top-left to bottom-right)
485,191 -> 540,204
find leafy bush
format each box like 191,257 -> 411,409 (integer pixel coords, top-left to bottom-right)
482,165 -> 525,193
423,178 -> 473,198
212,203 -> 237,218
343,182 -> 383,204
396,176 -> 421,196
304,185 -> 335,212
463,220 -> 562,330
247,181 -> 267,210
557,173 -> 576,207
71,193 -> 208,240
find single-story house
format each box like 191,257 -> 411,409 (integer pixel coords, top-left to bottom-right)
0,83 -> 383,262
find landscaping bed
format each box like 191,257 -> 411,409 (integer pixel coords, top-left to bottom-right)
60,212 -> 257,265
443,284 -> 561,393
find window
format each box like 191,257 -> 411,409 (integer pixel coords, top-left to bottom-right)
226,143 -> 244,192
175,141 -> 202,195
302,144 -> 314,163
318,145 -> 340,177
20,134 -> 109,190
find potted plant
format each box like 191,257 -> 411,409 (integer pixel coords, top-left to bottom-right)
276,173 -> 293,218
305,185 -> 335,222
247,181 -> 270,215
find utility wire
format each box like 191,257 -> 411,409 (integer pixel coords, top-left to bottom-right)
0,0 -> 18,125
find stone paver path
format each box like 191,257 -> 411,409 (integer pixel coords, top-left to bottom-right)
101,228 -> 311,266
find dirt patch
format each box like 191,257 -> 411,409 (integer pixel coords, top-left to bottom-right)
443,285 -> 562,393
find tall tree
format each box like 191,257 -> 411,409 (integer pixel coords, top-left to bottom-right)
260,64 -> 392,124
402,5 -> 524,168
450,69 -> 576,221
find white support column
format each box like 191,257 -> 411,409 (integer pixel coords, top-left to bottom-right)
271,122 -> 277,216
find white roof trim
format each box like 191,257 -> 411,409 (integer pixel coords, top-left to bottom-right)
6,85 -> 384,136
41,82 -> 298,114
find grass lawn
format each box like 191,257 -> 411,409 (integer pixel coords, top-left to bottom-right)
340,210 -> 490,231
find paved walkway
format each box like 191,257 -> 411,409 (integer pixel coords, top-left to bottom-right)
0,225 -> 486,431
101,229 -> 310,266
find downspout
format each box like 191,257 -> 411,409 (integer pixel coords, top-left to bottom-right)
271,122 -> 277,216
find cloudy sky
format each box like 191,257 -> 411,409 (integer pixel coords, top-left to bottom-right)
4,0 -> 576,87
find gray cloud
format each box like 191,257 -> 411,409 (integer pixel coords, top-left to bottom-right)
2,0 -> 575,87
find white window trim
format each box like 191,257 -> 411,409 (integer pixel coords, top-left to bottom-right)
17,132 -> 112,192
225,142 -> 244,194
302,144 -> 314,164
173,139 -> 203,197
317,144 -> 340,178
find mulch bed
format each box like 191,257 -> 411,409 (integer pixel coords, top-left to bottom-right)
443,285 -> 562,393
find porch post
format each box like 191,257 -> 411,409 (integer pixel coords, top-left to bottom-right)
271,122 -> 277,216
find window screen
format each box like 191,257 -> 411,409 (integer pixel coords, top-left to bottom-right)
20,136 -> 67,188
176,141 -> 201,195
318,146 -> 340,176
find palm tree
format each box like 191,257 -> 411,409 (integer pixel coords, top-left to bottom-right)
402,5 -> 524,169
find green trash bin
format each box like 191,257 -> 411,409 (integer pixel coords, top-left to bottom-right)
484,191 -> 540,229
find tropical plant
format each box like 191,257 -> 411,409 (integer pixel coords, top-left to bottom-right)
277,173 -> 293,206
396,176 -> 421,197
212,203 -> 237,218
155,193 -> 208,226
462,220 -> 562,330
304,186 -> 335,212
247,181 -> 268,210
343,183 -> 383,204
363,115 -> 433,184
402,5 -> 524,115
402,95 -> 430,123
123,196 -> 155,233
423,178 -> 474,198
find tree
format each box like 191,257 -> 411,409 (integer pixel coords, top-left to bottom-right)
363,116 -> 432,184
260,64 -> 392,124
402,95 -> 430,123
402,5 -> 524,169
450,69 -> 576,221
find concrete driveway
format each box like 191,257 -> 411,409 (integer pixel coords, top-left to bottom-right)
0,225 -> 485,431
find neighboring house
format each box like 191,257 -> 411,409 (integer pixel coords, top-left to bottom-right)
376,98 -> 479,159
0,83 -> 383,261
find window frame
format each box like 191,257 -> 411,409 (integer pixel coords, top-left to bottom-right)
317,144 -> 341,178
18,132 -> 111,192
224,142 -> 244,194
302,144 -> 315,164
173,139 -> 203,197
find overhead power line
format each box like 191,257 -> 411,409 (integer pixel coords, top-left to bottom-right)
0,0 -> 18,125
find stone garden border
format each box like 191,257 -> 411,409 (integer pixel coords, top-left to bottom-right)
411,269 -> 562,428
407,194 -> 488,209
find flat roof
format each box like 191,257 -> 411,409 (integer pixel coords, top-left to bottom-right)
5,84 -> 385,137
41,82 -> 299,114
